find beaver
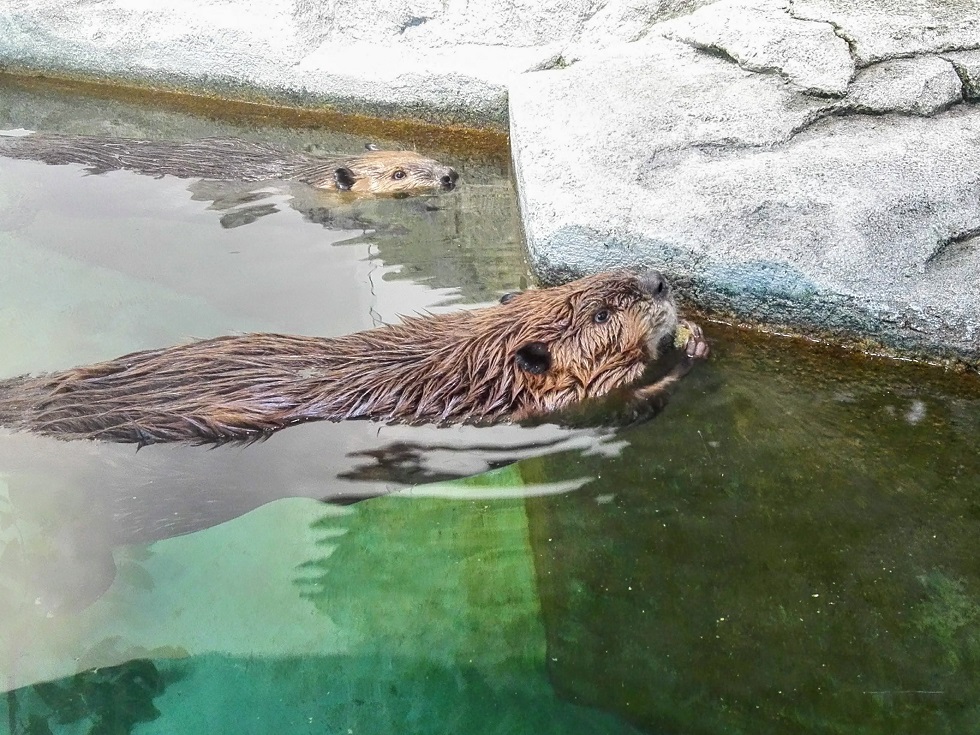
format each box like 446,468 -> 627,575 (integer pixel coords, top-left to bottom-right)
0,269 -> 709,445
0,133 -> 459,195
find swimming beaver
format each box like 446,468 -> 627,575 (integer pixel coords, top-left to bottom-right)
0,133 -> 459,195
0,270 -> 709,445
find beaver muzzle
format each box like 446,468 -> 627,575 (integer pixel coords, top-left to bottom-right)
440,169 -> 460,191
639,269 -> 670,299
636,268 -> 680,355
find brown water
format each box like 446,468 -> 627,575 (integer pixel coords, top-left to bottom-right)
1,76 -> 979,735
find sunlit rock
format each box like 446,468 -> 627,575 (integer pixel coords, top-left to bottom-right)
791,0 -> 980,66
661,0 -> 855,95
944,49 -> 980,99
845,56 -> 963,115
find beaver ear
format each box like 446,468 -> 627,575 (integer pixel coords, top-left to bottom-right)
334,167 -> 356,190
515,341 -> 551,375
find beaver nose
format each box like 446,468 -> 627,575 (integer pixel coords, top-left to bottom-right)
639,270 -> 670,299
441,169 -> 459,190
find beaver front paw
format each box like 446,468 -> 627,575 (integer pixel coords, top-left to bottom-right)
677,320 -> 710,361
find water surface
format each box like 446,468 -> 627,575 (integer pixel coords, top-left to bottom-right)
1,77 -> 979,735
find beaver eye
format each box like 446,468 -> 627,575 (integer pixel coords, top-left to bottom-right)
392,170 -> 406,180
593,308 -> 611,324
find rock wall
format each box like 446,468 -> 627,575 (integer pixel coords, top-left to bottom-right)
0,0 -> 707,127
510,0 -> 980,365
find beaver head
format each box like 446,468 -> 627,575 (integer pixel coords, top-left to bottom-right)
307,149 -> 459,195
0,270 -> 679,444
447,268 -> 679,419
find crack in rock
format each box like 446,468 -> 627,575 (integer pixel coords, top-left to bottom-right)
855,46 -> 980,68
786,1 -> 859,67
675,36 -> 848,100
925,227 -> 980,268
787,0 -> 980,67
661,0 -> 855,95
640,110 -> 848,185
844,56 -> 964,116
942,50 -> 980,99
641,102 -> 840,181
947,59 -> 974,99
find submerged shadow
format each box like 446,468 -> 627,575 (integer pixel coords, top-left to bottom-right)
0,420 -> 618,615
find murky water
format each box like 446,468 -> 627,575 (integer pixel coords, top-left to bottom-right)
1,76 -> 979,735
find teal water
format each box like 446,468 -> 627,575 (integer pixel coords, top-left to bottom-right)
1,78 -> 979,735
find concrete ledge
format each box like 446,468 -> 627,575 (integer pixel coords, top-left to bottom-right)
0,0 -> 644,128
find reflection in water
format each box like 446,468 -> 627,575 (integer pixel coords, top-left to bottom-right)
3,653 -> 643,735
4,659 -> 169,735
0,81 -> 523,308
526,325 -> 980,735
161,168 -> 461,234
1,484 -> 646,734
0,421 -> 615,617
0,131 -> 461,229
337,435 -> 599,486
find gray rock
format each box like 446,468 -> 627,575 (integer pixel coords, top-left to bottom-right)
845,56 -> 963,115
510,38 -> 980,364
511,37 -> 836,237
562,0 -> 705,64
661,0 -> 854,95
943,49 -> 980,99
0,0 -> 577,128
317,0 -> 596,47
791,0 -> 980,66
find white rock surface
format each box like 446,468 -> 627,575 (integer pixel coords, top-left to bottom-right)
792,0 -> 980,66
944,49 -> 980,99
562,0 -> 686,63
510,38 -> 980,363
846,56 -> 963,114
0,0 -> 581,126
661,0 -> 855,95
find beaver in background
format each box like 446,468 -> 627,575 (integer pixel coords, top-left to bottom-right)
0,270 -> 709,445
0,132 -> 459,195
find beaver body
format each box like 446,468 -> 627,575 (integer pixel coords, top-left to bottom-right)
0,270 -> 707,445
0,133 -> 459,195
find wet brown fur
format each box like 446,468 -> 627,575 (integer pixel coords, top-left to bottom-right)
0,134 -> 459,195
0,271 -> 682,445
314,149 -> 458,194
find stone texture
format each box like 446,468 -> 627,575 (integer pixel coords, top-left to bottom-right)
0,0 -> 738,128
791,0 -> 980,66
511,37 -> 836,242
510,37 -> 980,364
661,0 -> 855,95
846,56 -> 963,115
0,0 -> 577,127
313,0 -> 596,47
562,0 -> 704,64
944,49 -> 980,99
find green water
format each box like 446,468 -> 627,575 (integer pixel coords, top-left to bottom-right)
1,78 -> 979,735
